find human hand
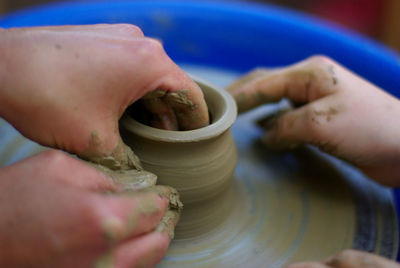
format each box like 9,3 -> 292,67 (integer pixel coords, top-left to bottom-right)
228,56 -> 400,186
0,150 -> 178,268
284,249 -> 400,268
0,24 -> 209,166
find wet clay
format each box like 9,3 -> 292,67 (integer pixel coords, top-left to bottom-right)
142,89 -> 195,108
88,161 -> 156,191
91,178 -> 183,268
83,135 -> 184,268
86,161 -> 183,236
121,77 -> 238,239
139,88 -> 208,131
85,139 -> 142,171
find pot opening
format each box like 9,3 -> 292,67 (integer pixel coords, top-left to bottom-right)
125,82 -> 227,130
120,77 -> 237,143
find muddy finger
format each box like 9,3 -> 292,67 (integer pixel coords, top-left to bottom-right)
96,232 -> 170,268
142,86 -> 209,131
227,56 -> 340,113
140,91 -> 179,130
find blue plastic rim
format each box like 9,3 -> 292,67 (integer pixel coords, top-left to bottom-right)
0,1 -> 399,96
0,0 -> 399,259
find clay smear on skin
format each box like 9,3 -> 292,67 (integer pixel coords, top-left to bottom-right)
312,107 -> 340,123
144,89 -> 197,110
143,89 -> 206,127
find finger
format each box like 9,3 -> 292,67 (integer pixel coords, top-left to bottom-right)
154,210 -> 180,240
20,150 -> 118,192
164,82 -> 210,130
226,68 -> 274,93
284,261 -> 331,268
107,205 -> 180,268
107,232 -> 170,268
227,56 -> 340,113
0,164 -> 169,267
124,38 -> 209,130
323,249 -> 400,268
140,92 -> 179,130
95,191 -> 169,244
261,97 -> 342,154
141,81 -> 209,131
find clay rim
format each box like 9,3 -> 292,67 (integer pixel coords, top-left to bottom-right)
120,75 -> 237,143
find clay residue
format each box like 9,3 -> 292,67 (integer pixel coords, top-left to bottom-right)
88,162 -> 156,191
138,194 -> 162,215
88,142 -> 142,171
140,89 -> 207,129
140,185 -> 184,212
165,90 -> 194,107
143,89 -> 195,109
313,107 -> 339,122
155,210 -> 180,239
80,136 -> 183,248
328,65 -> 339,85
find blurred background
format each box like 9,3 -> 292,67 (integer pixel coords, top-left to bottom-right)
0,0 -> 399,52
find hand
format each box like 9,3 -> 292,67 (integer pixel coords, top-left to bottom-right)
0,150 -> 177,268
284,249 -> 400,268
0,24 -> 209,164
228,56 -> 400,186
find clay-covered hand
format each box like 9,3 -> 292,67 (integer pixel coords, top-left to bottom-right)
0,24 -> 209,165
0,150 -> 178,268
284,249 -> 400,268
227,56 -> 400,186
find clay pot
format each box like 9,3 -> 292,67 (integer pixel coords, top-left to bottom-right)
120,77 -> 237,238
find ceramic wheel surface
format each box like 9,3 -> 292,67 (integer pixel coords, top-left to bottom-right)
0,66 -> 397,268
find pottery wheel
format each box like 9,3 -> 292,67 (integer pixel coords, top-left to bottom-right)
0,66 -> 398,268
